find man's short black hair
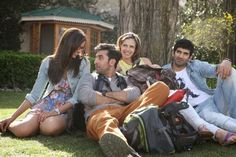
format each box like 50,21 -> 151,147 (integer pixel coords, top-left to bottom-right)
173,39 -> 194,56
94,43 -> 121,68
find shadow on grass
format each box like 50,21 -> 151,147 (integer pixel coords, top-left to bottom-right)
2,131 -> 236,157
1,131 -> 104,157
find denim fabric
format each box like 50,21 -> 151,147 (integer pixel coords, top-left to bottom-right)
195,87 -> 236,134
163,60 -> 236,133
163,60 -> 217,95
25,56 -> 90,106
179,103 -> 218,134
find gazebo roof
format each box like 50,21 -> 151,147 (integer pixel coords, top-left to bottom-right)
21,7 -> 114,30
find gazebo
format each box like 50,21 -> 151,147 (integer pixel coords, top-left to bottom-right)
20,7 -> 114,55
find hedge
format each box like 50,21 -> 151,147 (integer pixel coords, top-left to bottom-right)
0,51 -> 95,90
0,51 -> 44,89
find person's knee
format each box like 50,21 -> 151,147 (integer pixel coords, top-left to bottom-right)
151,81 -> 170,98
219,68 -> 236,84
150,81 -> 169,93
199,110 -> 210,121
40,117 -> 66,136
9,124 -> 38,137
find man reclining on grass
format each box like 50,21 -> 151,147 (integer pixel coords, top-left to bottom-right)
77,43 -> 170,157
163,38 -> 236,145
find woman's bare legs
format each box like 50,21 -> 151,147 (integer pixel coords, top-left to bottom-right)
8,114 -> 40,137
40,115 -> 67,136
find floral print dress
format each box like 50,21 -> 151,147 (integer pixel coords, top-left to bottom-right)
31,79 -> 72,114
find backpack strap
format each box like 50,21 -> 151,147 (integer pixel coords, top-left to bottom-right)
116,73 -> 127,90
133,58 -> 141,67
95,73 -> 127,92
95,74 -> 106,92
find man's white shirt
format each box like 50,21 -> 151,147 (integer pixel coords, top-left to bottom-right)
175,68 -> 211,106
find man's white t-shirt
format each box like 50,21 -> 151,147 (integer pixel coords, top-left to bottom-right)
175,68 -> 210,106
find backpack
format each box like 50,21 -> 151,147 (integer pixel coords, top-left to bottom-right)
121,102 -> 198,154
127,65 -> 179,93
67,102 -> 86,133
121,105 -> 175,154
159,102 -> 198,151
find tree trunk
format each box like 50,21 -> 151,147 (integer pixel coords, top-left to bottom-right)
119,0 -> 179,65
224,0 -> 236,65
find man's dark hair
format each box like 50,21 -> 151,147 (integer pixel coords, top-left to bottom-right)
94,43 -> 122,68
173,39 -> 194,56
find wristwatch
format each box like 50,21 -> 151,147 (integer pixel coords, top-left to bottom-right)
101,90 -> 107,96
54,108 -> 61,115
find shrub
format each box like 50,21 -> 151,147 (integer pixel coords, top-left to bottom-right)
0,51 -> 44,89
181,14 -> 234,62
0,51 -> 96,89
89,57 -> 95,72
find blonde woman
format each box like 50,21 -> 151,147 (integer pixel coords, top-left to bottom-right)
116,32 -> 159,75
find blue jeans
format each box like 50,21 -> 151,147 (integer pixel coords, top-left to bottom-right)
195,68 -> 236,133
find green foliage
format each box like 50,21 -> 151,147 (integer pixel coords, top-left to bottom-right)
179,0 -> 224,24
207,78 -> 217,89
89,57 -> 95,72
0,51 -> 44,89
0,0 -> 99,52
0,1 -> 21,51
182,16 -> 234,62
0,0 -> 46,51
0,51 -> 95,89
98,11 -> 118,44
179,0 -> 234,63
193,47 -> 219,63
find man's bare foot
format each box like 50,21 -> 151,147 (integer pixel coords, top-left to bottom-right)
215,129 -> 236,145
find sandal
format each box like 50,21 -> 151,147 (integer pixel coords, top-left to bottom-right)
220,132 -> 236,145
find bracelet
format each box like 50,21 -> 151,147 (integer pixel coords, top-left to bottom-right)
54,108 -> 61,115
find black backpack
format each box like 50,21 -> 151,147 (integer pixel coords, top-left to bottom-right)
159,102 -> 198,151
121,102 -> 198,154
67,102 -> 86,133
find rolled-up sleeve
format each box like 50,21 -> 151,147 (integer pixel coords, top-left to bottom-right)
80,57 -> 91,74
123,79 -> 141,103
197,60 -> 217,78
77,73 -> 97,106
66,58 -> 91,106
25,57 -> 49,105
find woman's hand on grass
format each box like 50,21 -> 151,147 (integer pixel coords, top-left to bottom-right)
0,117 -> 14,132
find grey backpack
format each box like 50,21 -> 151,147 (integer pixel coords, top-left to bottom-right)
121,102 -> 198,154
121,105 -> 175,154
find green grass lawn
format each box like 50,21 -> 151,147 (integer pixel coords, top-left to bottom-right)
0,90 -> 236,157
